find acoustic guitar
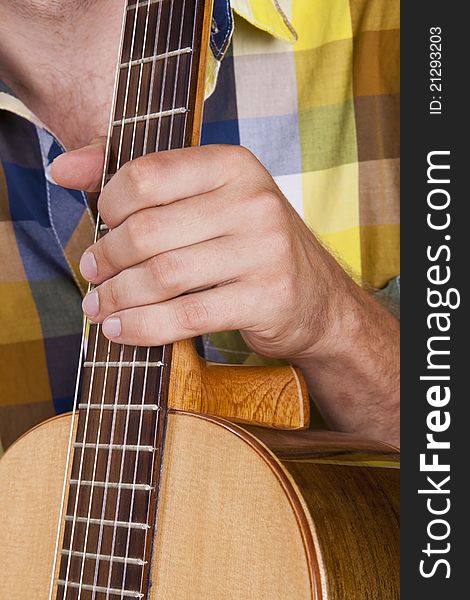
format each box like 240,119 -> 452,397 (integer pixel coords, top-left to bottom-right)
0,1 -> 400,598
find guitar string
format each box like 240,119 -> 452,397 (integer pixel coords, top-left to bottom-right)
152,0 -> 176,158
137,344 -> 167,595
95,0 -> 158,594
123,2 -> 200,588
119,345 -> 152,596
47,317 -> 88,600
166,0 -> 188,152
134,4 -> 200,593
116,0 -> 203,592
80,1 -> 148,597
55,1 -> 131,594
117,1 -> 173,591
87,341 -> 126,600
120,0 -> 191,591
118,0 -> 181,592
94,0 -> 184,593
90,0 -> 170,593
65,1 -> 144,597
114,0 -> 169,592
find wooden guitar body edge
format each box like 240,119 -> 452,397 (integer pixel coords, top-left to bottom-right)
0,410 -> 399,600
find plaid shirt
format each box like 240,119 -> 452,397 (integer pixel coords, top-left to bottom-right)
0,0 -> 400,450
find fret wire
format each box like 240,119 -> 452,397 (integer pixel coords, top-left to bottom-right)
83,361 -> 164,367
74,442 -> 154,452
65,516 -> 150,530
78,403 -> 161,411
61,549 -> 147,566
70,480 -> 153,491
112,106 -> 187,126
57,581 -> 144,598
120,46 -> 192,68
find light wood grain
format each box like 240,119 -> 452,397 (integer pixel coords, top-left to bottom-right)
150,411 -> 316,599
0,415 -> 73,600
168,339 -> 310,429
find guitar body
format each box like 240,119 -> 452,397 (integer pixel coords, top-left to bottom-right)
0,2 -> 400,597
0,410 -> 399,599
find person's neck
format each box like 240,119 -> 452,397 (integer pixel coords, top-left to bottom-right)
0,1 -> 123,149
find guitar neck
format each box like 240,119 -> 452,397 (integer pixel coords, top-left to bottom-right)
55,1 -> 213,598
106,0 -> 210,178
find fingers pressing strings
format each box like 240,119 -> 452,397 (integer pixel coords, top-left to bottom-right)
79,185 -> 252,284
101,281 -> 260,346
82,235 -> 258,322
97,145 -> 250,228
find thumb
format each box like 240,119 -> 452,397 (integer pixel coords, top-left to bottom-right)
50,137 -> 107,192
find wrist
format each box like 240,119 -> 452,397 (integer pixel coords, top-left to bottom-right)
289,281 -> 369,369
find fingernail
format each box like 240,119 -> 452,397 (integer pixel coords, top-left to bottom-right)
45,163 -> 58,185
103,316 -> 121,338
80,252 -> 98,280
82,290 -> 99,317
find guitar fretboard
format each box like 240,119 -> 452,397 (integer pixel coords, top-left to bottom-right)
107,0 -> 200,177
56,0 -> 208,597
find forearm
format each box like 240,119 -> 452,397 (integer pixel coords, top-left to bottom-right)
293,286 -> 400,448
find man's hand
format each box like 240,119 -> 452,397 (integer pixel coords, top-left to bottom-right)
53,144 -> 349,359
52,143 -> 400,447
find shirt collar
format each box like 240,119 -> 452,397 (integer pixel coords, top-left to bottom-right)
0,90 -> 44,126
231,0 -> 297,43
